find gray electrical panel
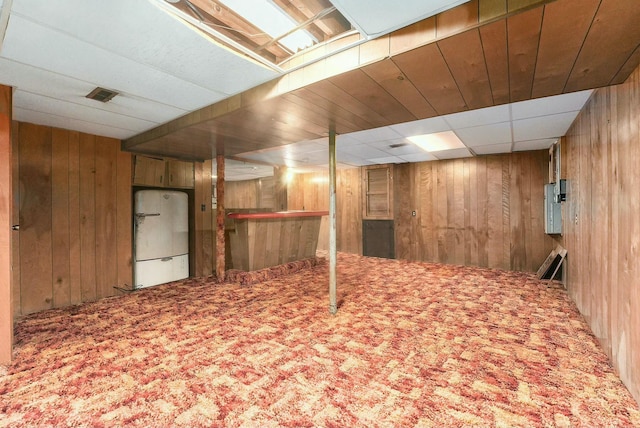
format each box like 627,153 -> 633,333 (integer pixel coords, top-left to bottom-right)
544,183 -> 562,234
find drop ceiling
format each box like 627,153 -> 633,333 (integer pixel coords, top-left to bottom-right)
1,0 -> 639,181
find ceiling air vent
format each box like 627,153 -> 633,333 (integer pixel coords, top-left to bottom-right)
389,143 -> 409,149
86,87 -> 118,103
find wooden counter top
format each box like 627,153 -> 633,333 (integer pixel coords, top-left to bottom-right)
227,210 -> 328,220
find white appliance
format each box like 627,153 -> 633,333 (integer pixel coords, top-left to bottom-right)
134,190 -> 189,288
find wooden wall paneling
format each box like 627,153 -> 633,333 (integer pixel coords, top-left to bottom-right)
464,158 -> 477,266
225,180 -> 258,208
273,167 -> 288,211
202,160 -> 214,276
486,155 -> 505,269
578,102 -> 593,322
18,123 -> 53,313
506,7 -> 543,102
435,161 -> 449,263
360,59 -> 437,120
501,156 -> 512,270
418,162 -> 435,262
116,146 -> 132,290
529,150 -> 552,270
509,153 -> 527,271
287,174 -> 304,210
562,65 -> 640,403
67,131 -> 82,305
393,163 -> 412,260
531,0 -> 599,98
95,138 -> 118,299
452,159 -> 465,265
393,43 -> 468,115
194,162 -> 204,277
336,168 -> 362,254
51,129 -> 71,308
437,29 -> 493,110
479,19 -> 509,105
79,134 -> 97,303
627,65 -> 640,401
607,87 -> 621,367
475,156 -> 489,267
589,88 -> 610,348
565,0 -> 640,92
11,122 -> 20,317
615,68 -> 638,395
0,86 -> 12,363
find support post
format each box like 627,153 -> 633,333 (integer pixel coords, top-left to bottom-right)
328,128 -> 337,314
215,154 -> 225,282
0,85 -> 13,364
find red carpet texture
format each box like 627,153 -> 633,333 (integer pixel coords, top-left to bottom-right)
1,253 -> 639,427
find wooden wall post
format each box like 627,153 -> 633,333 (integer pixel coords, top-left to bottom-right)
215,154 -> 225,282
0,85 -> 13,364
328,128 -> 337,314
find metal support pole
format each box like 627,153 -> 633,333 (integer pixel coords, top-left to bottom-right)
328,128 -> 337,314
215,154 -> 225,282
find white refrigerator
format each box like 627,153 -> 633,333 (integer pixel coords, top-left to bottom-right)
134,190 -> 189,289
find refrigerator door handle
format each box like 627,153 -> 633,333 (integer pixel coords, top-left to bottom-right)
135,213 -> 160,217
161,257 -> 173,262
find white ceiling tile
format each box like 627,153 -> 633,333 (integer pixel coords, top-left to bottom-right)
368,156 -> 407,164
13,107 -> 133,139
400,152 -> 438,162
512,111 -> 579,141
513,139 -> 557,152
2,15 -> 227,111
511,90 -> 592,120
10,0 -> 279,95
348,126 -> 402,142
444,104 -> 511,129
336,134 -> 362,146
390,116 -> 450,137
367,138 -> 422,155
454,122 -> 512,147
431,148 -> 473,159
338,144 -> 389,158
14,90 -> 158,134
0,58 -> 188,123
331,0 -> 469,37
472,143 -> 513,155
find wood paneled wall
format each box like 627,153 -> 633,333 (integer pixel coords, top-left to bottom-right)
561,64 -> 640,403
394,152 -> 554,271
12,122 -> 132,316
288,169 -> 362,254
1,85 -> 12,364
289,152 -> 552,271
194,160 -> 214,278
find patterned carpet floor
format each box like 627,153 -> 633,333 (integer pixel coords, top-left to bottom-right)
1,253 -> 639,427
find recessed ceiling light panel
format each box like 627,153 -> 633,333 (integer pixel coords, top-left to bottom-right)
407,130 -> 465,152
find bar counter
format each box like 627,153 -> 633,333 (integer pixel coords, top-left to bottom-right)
227,210 -> 328,271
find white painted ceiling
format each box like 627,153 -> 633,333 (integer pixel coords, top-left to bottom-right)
0,0 -> 592,181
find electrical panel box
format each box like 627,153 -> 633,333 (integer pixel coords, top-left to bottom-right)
545,183 -> 562,234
